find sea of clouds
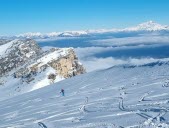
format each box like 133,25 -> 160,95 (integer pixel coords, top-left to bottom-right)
39,32 -> 169,72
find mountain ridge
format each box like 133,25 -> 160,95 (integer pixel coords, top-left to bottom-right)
1,21 -> 169,39
0,39 -> 85,100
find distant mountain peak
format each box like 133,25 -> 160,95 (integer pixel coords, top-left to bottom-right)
126,21 -> 169,31
139,20 -> 164,28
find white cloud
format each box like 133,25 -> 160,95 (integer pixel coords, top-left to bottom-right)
80,57 -> 125,72
41,35 -> 169,72
80,56 -> 169,72
42,46 -> 56,51
91,35 -> 169,47
75,47 -> 169,72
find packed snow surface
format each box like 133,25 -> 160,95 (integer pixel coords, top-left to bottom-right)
1,63 -> 169,128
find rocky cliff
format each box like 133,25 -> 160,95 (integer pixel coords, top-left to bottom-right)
48,48 -> 85,78
0,39 -> 85,98
14,47 -> 85,82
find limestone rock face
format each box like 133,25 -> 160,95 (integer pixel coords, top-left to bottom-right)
48,49 -> 85,78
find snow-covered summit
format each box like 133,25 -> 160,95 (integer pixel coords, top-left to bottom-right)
125,20 -> 169,31
58,31 -> 88,37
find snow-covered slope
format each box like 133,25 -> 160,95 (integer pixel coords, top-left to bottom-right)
0,63 -> 169,128
0,39 -> 85,100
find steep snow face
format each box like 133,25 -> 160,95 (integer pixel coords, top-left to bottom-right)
0,64 -> 169,127
0,39 -> 20,56
30,67 -> 64,91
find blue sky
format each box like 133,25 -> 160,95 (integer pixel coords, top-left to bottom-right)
0,0 -> 169,35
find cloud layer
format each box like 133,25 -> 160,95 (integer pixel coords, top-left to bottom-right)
40,32 -> 169,72
75,46 -> 169,72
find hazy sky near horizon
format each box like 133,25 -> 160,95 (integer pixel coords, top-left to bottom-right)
0,0 -> 169,35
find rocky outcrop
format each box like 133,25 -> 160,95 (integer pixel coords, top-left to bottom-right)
48,49 -> 85,78
14,48 -> 85,80
0,39 -> 85,87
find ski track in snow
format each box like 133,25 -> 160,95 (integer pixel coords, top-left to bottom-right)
1,65 -> 169,127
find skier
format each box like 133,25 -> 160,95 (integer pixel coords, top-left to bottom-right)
13,73 -> 16,78
60,89 -> 65,96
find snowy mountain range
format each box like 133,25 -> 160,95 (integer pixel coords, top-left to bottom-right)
15,31 -> 89,39
1,21 -> 168,39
